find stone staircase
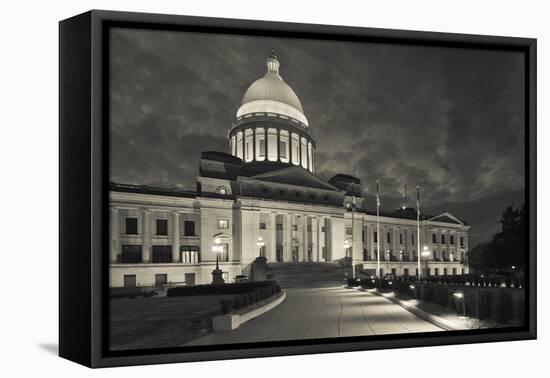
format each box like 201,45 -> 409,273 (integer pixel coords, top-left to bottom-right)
266,262 -> 352,288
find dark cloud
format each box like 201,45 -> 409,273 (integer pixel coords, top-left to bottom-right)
109,28 -> 525,247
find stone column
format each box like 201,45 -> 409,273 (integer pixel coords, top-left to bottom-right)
285,214 -> 293,262
316,216 -> 323,262
302,215 -> 308,261
110,207 -> 119,263
142,209 -> 151,263
172,212 -> 180,263
392,228 -> 398,261
270,213 -> 277,261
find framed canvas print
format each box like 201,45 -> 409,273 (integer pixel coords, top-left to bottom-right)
59,10 -> 537,368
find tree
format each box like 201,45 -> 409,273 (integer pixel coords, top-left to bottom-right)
468,204 -> 526,273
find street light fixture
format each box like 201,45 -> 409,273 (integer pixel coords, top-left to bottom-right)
421,246 -> 431,279
453,292 -> 466,317
257,236 -> 265,258
211,237 -> 224,285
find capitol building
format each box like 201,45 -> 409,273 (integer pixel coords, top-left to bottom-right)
109,52 -> 470,288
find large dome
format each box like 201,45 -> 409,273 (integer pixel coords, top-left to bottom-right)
241,76 -> 304,113
236,52 -> 309,126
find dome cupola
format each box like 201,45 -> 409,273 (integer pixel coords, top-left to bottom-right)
229,51 -> 316,173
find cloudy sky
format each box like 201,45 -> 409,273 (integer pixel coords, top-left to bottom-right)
109,27 -> 525,247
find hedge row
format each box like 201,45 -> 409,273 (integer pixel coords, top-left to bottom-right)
166,280 -> 279,297
414,283 -> 525,324
220,281 -> 282,314
347,276 -> 524,325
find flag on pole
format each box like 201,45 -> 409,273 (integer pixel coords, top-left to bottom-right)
416,186 -> 421,214
376,180 -> 380,207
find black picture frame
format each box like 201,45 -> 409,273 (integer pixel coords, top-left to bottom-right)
59,9 -> 537,368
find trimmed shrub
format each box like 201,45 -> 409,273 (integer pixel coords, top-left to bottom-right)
220,299 -> 233,314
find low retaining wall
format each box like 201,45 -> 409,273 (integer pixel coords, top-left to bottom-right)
212,291 -> 286,331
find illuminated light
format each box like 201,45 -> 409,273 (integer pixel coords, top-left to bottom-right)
409,285 -> 415,290
214,238 -> 221,244
453,292 -> 464,298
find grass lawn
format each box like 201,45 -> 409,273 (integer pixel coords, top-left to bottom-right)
109,294 -> 234,351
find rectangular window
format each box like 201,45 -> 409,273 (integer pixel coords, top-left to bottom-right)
452,268 -> 457,275
321,226 -> 325,233
411,234 -> 415,244
280,130 -> 289,162
120,245 -> 142,263
155,274 -> 167,287
156,219 -> 168,235
276,223 -> 283,230
125,217 -> 138,235
268,128 -> 278,161
255,127 -> 265,160
346,227 -> 352,235
443,268 -> 448,276
362,230 -> 365,242
292,225 -> 298,231
307,225 -> 312,232
434,268 -> 439,276
460,237 -> 464,247
184,220 -> 196,236
236,131 -> 243,159
301,137 -> 308,168
432,233 -> 437,243
404,268 -> 409,276
441,234 -> 446,244
245,129 -> 253,162
184,273 -> 196,286
123,275 -> 136,288
374,232 -> 378,243
291,133 -> 300,165
450,235 -> 455,245
391,268 -> 396,276
386,232 -> 391,243
259,222 -> 266,230
180,245 -> 200,263
152,245 -> 172,263
218,219 -> 229,229
399,234 -> 403,244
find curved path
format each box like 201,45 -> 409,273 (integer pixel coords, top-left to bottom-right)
185,286 -> 442,346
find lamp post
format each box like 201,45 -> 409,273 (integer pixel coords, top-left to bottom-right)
376,180 -> 381,279
257,236 -> 265,258
211,237 -> 224,285
421,245 -> 430,279
453,292 -> 466,317
345,196 -> 357,279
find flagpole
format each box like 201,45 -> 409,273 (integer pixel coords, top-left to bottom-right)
416,186 -> 421,279
376,180 -> 380,279
351,195 -> 356,279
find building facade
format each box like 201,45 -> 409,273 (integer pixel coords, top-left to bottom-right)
109,52 -> 469,288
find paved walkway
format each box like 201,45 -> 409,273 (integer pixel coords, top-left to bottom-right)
185,286 -> 442,346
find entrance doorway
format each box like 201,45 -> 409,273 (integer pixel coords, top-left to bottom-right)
292,247 -> 299,262
276,246 -> 283,262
